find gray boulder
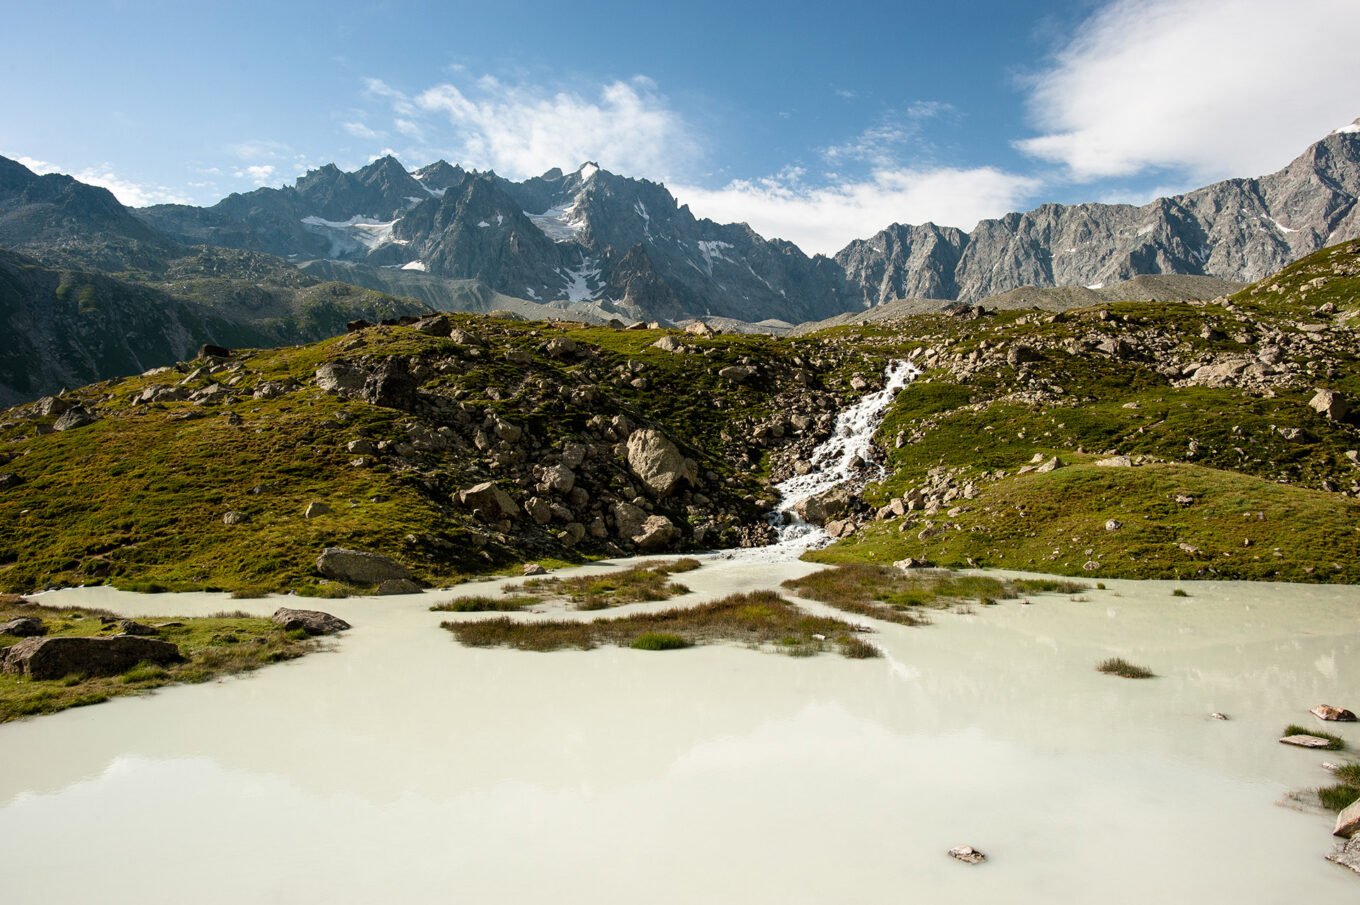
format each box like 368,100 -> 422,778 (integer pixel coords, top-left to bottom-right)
0,616 -> 46,636
633,515 -> 679,552
53,407 -> 97,431
271,607 -> 351,636
315,361 -> 366,394
626,429 -> 697,496
1329,834 -> 1360,874
1,635 -> 183,680
458,482 -> 519,520
613,501 -> 648,539
316,547 -> 413,584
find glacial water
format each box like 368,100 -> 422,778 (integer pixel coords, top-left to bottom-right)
1,565 -> 1357,902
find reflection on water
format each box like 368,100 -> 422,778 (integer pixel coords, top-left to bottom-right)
2,564 -> 1358,903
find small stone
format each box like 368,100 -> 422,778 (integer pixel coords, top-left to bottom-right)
375,578 -> 422,596
304,501 -> 332,519
523,563 -> 548,576
1105,519 -> 1122,531
948,845 -> 986,865
1312,704 -> 1358,722
1210,712 -> 1229,721
222,510 -> 250,525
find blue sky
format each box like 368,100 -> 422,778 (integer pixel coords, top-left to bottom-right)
4,0 -> 1359,253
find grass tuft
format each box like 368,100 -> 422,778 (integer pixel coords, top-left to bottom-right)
630,632 -> 691,651
1284,724 -> 1346,750
430,595 -> 542,612
443,590 -> 872,659
1097,657 -> 1155,678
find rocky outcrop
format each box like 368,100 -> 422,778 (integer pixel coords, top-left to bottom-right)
315,547 -> 413,584
1313,704 -> 1358,722
0,635 -> 183,680
271,607 -> 351,635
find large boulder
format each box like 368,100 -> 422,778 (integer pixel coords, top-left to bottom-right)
541,465 -> 576,494
271,607 -> 351,635
360,358 -> 418,410
1,636 -> 183,680
632,515 -> 679,552
53,407 -> 97,431
458,482 -> 519,520
315,361 -> 366,394
1310,388 -> 1350,421
316,547 -> 413,584
626,429 -> 697,496
793,486 -> 853,526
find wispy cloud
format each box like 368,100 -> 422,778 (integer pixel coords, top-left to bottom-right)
821,101 -> 955,169
364,74 -> 701,180
1016,0 -> 1360,181
234,164 -> 277,186
673,165 -> 1040,255
342,121 -> 382,140
16,155 -> 189,207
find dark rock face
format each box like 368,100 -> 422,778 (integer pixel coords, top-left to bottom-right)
360,357 -> 418,410
315,547 -> 414,584
0,635 -> 183,680
271,607 -> 351,636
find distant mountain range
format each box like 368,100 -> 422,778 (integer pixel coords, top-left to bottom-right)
0,120 -> 1358,402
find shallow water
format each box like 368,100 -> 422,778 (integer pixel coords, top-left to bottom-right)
3,560 -> 1358,902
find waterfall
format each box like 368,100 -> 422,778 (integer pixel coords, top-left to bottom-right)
722,359 -> 918,561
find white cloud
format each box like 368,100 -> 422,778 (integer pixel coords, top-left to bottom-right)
342,121 -> 382,140
15,156 -> 188,207
233,164 -> 276,186
673,166 -> 1040,255
1016,0 -> 1360,181
366,74 -> 700,180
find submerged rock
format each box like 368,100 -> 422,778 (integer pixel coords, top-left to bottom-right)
1329,834 -> 1360,874
271,607 -> 351,636
1279,734 -> 1335,748
948,845 -> 986,865
1,636 -> 182,680
375,578 -> 422,596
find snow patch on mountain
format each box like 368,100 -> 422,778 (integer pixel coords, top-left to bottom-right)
301,215 -> 402,257
400,260 -> 427,271
697,240 -> 734,275
558,260 -> 602,301
529,201 -> 585,242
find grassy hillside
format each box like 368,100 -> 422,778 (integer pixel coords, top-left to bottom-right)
3,240 -> 1360,592
805,239 -> 1360,581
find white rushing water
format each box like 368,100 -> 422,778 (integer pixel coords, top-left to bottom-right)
728,358 -> 918,561
2,567 -> 1358,903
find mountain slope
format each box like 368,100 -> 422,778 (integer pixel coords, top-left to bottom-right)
837,121 -> 1360,305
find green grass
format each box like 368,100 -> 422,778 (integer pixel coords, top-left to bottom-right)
1284,724 -> 1347,750
443,590 -> 875,659
1318,763 -> 1360,812
0,600 -> 320,721
429,594 -> 542,612
629,631 -> 691,651
1096,658 -> 1155,679
516,560 -> 698,610
782,564 -> 1085,625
